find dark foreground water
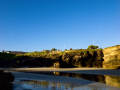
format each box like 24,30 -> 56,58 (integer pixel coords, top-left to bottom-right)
12,71 -> 120,90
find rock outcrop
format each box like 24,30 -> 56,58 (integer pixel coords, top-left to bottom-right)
60,50 -> 104,68
0,70 -> 15,90
103,45 -> 120,69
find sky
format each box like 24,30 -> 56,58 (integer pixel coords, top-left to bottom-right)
0,0 -> 120,52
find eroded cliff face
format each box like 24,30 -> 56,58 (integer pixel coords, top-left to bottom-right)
102,45 -> 120,69
61,50 -> 104,68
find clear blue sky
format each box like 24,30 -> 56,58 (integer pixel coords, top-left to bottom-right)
0,0 -> 120,52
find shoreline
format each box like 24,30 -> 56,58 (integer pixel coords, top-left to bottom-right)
1,67 -> 120,76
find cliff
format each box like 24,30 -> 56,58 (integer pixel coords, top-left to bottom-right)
0,49 -> 104,68
102,45 -> 120,69
61,50 -> 104,67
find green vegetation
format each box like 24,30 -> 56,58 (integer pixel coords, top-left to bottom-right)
51,48 -> 57,51
0,52 -> 25,60
0,45 -> 103,60
58,49 -> 103,55
0,52 -> 16,60
45,50 -> 49,54
58,51 -> 67,55
87,45 -> 99,49
25,51 -> 46,56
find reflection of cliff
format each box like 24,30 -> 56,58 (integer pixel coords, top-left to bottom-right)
53,72 -> 106,84
57,72 -> 120,88
104,75 -> 120,88
29,71 -> 120,88
103,45 -> 120,69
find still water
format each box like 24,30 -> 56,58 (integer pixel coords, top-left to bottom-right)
13,79 -> 107,90
12,71 -> 120,90
23,71 -> 120,88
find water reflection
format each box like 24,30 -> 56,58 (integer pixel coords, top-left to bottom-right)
13,79 -> 107,90
22,71 -> 120,88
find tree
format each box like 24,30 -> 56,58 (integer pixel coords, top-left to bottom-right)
45,50 -> 49,54
87,45 -> 99,49
51,48 -> 57,51
87,45 -> 93,49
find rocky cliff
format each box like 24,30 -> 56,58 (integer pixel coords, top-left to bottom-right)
61,50 -> 104,68
103,45 -> 120,69
0,49 -> 104,68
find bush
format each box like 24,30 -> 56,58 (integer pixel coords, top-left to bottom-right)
87,45 -> 99,49
45,50 -> 49,54
51,48 -> 57,51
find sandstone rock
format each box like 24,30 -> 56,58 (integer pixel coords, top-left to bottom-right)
50,54 -> 61,60
0,70 -> 15,90
89,51 -> 95,57
103,45 -> 120,69
97,51 -> 104,57
71,55 -> 84,67
62,53 -> 72,64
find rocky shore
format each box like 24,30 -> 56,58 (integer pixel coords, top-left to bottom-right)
0,70 -> 15,90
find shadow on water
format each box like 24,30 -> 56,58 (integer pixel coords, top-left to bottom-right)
20,71 -> 120,88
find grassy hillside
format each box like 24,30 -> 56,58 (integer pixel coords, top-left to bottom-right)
23,49 -> 103,56
0,49 -> 103,60
58,49 -> 103,55
24,51 -> 46,56
0,52 -> 16,60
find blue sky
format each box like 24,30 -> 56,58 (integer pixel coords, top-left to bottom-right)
0,0 -> 120,52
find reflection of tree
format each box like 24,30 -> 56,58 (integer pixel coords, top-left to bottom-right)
20,80 -> 78,89
24,80 -> 49,88
58,83 -> 60,89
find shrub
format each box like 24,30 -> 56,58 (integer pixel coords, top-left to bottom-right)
45,50 -> 49,54
87,45 -> 99,49
51,48 -> 57,51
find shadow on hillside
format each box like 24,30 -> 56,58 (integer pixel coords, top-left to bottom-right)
0,53 -> 75,68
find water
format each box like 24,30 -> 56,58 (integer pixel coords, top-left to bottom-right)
12,71 -> 120,90
13,79 -> 107,90
22,71 -> 120,87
